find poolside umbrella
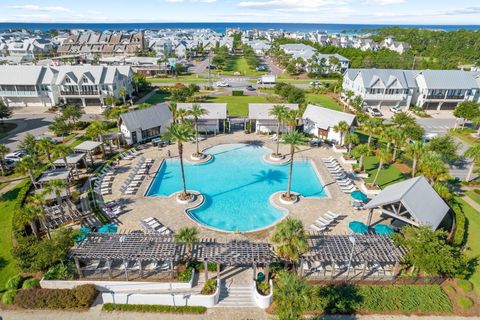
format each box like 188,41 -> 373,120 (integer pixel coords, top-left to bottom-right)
349,221 -> 368,234
98,224 -> 118,234
374,224 -> 394,237
79,227 -> 92,235
351,191 -> 368,202
75,227 -> 93,242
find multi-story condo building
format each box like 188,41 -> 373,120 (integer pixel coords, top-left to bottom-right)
343,68 -> 479,110
0,65 -> 133,108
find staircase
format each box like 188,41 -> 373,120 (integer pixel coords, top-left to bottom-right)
215,281 -> 256,308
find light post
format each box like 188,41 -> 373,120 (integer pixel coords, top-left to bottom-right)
119,235 -> 128,281
346,236 -> 356,281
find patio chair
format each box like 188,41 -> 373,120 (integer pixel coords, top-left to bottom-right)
341,185 -> 357,193
315,217 -> 331,226
326,211 -> 340,219
322,156 -> 336,163
125,188 -> 138,195
310,224 -> 326,232
325,161 -> 341,168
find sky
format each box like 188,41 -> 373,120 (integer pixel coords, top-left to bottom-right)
1,0 -> 480,25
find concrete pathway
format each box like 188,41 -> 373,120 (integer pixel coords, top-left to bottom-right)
463,195 -> 480,213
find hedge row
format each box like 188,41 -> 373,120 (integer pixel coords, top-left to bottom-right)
14,285 -> 98,310
102,303 -> 207,314
451,202 -> 466,247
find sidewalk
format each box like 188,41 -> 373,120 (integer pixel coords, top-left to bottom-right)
463,195 -> 480,213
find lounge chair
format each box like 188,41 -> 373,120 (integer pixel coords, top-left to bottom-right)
326,211 -> 340,219
310,224 -> 325,232
325,162 -> 340,168
315,217 -> 330,226
322,156 -> 335,163
341,185 -> 357,193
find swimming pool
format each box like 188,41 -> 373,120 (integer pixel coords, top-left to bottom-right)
146,143 -> 328,232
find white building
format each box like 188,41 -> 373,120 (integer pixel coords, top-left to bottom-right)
248,103 -> 299,134
302,104 -> 356,144
176,103 -> 227,134
279,44 -> 350,73
380,36 -> 411,54
0,65 -> 133,108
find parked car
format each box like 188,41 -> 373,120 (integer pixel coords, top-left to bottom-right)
2,159 -> 16,170
389,106 -> 402,114
174,83 -> 185,87
246,85 -> 256,91
5,150 -> 27,162
255,65 -> 266,71
367,107 -> 383,117
215,81 -> 230,87
34,135 -> 59,144
206,65 -> 217,70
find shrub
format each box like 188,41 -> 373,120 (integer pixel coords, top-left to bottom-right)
43,262 -> 75,280
201,279 -> 217,295
6,275 -> 24,290
14,285 -> 97,309
443,284 -> 456,293
232,90 -> 244,96
457,296 -> 474,309
177,267 -> 193,282
456,279 -> 474,292
22,278 -> 40,289
257,280 -> 270,296
72,284 -> 98,307
2,289 -> 17,305
451,203 -> 466,246
102,303 -> 206,314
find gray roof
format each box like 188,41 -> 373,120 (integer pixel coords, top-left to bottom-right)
248,103 -> 298,120
38,168 -> 72,183
302,104 -> 356,130
364,176 -> 449,230
120,104 -> 172,132
73,141 -> 103,152
345,68 -> 417,89
176,103 -> 227,120
53,153 -> 86,166
0,65 -> 44,85
417,70 -> 478,90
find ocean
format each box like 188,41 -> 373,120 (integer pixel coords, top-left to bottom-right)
1,22 -> 479,34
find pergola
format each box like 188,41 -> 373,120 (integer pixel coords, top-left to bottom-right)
42,200 -> 88,230
53,153 -> 88,179
38,167 -> 73,185
74,141 -> 103,165
302,233 -> 406,281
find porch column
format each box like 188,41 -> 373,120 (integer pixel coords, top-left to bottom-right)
253,262 -> 257,281
362,261 -> 368,279
331,262 -> 336,280
392,261 -> 400,279
74,257 -> 83,278
138,260 -> 143,279
124,259 -> 129,281
89,151 -> 94,166
204,260 -> 208,281
170,260 -> 175,279
81,98 -> 86,107
265,263 -> 270,282
107,259 -> 113,279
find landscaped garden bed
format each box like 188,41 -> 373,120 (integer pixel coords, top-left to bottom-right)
102,303 -> 207,314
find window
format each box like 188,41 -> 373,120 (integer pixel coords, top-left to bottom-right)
65,77 -> 71,83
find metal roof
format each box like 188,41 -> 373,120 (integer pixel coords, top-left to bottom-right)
417,70 -> 478,90
119,104 -> 172,132
176,103 -> 227,120
53,152 -> 86,166
38,168 -> 72,183
74,141 -> 103,152
364,176 -> 449,230
303,104 -> 356,130
345,68 -> 418,89
248,103 -> 298,120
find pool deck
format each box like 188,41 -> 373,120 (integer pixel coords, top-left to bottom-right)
104,132 -> 383,241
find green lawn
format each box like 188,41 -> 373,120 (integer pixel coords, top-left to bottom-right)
306,94 -> 343,111
144,92 -> 171,104
456,197 -> 480,294
203,95 -> 268,116
0,181 -> 25,291
363,156 -> 407,189
451,129 -> 479,146
221,56 -> 265,76
466,190 -> 480,206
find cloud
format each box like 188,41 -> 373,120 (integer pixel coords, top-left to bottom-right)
164,0 -> 184,2
7,5 -> 72,12
366,0 -> 405,5
238,0 -> 347,12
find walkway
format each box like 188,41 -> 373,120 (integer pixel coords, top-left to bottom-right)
463,196 -> 480,213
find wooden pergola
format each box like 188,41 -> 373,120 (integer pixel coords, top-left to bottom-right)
43,200 -> 89,230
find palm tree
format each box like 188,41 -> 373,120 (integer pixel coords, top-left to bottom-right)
27,192 -> 51,239
15,155 -> 38,188
188,104 -> 209,157
20,133 -> 37,156
163,122 -> 195,199
274,271 -> 313,320
391,129 -> 406,162
464,144 -> 480,182
473,116 -> 480,136
269,105 -> 287,156
352,144 -> 369,172
332,120 -> 350,146
35,137 -> 55,165
281,131 -> 307,200
85,121 -> 108,159
271,218 -> 308,266
370,149 -> 391,187
17,204 -> 43,239
362,117 -> 383,147
0,144 -> 10,176
175,227 -> 199,259
168,102 -> 178,123
344,133 -> 359,153
344,90 -> 354,109
44,179 -> 68,207
419,153 -> 449,185
284,109 -> 300,132
405,141 -> 425,177
119,87 -> 127,106
380,126 -> 396,153
176,108 -> 189,123
53,144 -> 73,168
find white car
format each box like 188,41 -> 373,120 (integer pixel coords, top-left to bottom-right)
5,150 -> 27,162
389,106 -> 402,114
215,81 -> 230,87
367,107 -> 383,117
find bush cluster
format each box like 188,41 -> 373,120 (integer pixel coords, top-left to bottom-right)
232,90 -> 244,96
200,279 -> 217,295
451,203 -> 466,246
14,285 -> 97,310
273,83 -> 305,104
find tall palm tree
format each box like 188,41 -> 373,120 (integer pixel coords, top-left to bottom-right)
20,133 -> 37,156
119,87 -> 127,106
281,131 -> 307,200
168,102 -> 178,123
371,149 -> 391,187
44,179 -> 69,207
53,144 -> 73,168
35,137 -> 55,165
175,227 -> 199,260
269,105 -> 287,156
419,153 -> 449,185
188,104 -> 209,157
85,121 -> 108,159
284,109 -> 300,132
27,192 -> 51,239
406,141 -> 425,177
344,133 -> 359,153
380,126 -> 396,153
362,117 -> 383,147
15,155 -> 38,188
17,204 -> 43,239
332,120 -> 350,146
163,122 -> 195,199
176,108 -> 189,123
0,144 -> 10,176
271,218 -> 308,265
352,143 -> 369,172
391,129 -> 406,162
464,144 -> 480,182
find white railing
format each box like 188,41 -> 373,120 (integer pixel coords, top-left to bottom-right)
252,280 -> 273,309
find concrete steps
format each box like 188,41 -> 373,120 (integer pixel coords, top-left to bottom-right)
215,283 -> 256,308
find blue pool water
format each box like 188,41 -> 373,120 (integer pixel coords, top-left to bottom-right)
146,144 -> 327,232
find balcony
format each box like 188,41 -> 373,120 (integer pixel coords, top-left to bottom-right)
363,93 -> 408,101
0,90 -> 41,97
425,95 -> 465,100
60,91 -> 100,96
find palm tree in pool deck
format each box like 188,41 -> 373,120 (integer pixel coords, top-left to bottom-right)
44,179 -> 69,207
333,120 -> 350,146
370,148 -> 391,187
15,155 -> 38,188
188,104 -> 209,157
352,143 -> 370,172
163,122 -> 195,199
283,109 -> 300,132
281,130 -> 307,201
405,141 -> 425,177
175,227 -> 199,260
269,105 -> 287,156
270,218 -> 308,266
168,102 -> 178,123
464,144 -> 480,182
53,144 -> 73,168
35,137 -> 55,165
0,144 -> 10,176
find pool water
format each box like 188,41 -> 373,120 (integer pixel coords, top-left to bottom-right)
146,143 -> 327,232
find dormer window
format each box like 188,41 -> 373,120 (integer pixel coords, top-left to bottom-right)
82,76 -> 88,83
65,77 -> 71,83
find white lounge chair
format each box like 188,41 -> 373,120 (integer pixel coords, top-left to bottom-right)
322,156 -> 335,163
341,185 -> 357,193
310,224 -> 325,232
326,211 -> 340,219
